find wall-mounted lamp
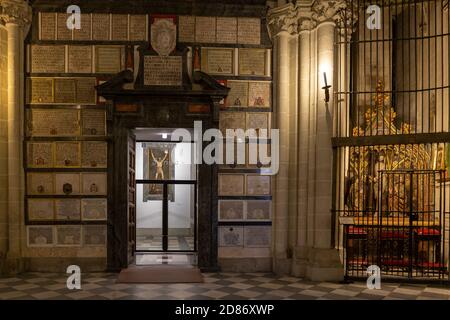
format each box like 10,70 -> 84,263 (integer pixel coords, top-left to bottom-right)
322,72 -> 332,103
161,133 -> 168,139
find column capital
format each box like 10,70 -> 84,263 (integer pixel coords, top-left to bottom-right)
311,0 -> 358,32
0,0 -> 32,27
267,3 -> 299,37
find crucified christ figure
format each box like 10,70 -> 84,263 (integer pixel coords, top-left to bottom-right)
151,149 -> 169,180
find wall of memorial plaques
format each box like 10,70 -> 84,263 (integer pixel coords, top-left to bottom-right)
29,7 -> 272,264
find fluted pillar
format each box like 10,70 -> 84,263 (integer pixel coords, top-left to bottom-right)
0,0 -> 32,274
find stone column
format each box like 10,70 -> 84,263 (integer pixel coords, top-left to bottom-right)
0,0 -> 32,273
267,3 -> 297,274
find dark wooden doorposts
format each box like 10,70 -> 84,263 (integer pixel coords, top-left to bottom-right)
97,68 -> 229,272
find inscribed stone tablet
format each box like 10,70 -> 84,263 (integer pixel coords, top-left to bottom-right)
219,200 -> 244,221
218,174 -> 245,196
81,109 -> 106,136
28,199 -> 54,221
246,175 -> 271,196
95,46 -> 123,73
31,45 -> 65,73
55,173 -> 81,195
246,112 -> 270,132
216,17 -> 237,44
92,14 -> 110,41
55,142 -> 81,167
31,109 -> 80,137
219,112 -> 246,135
28,78 -> 54,104
195,16 -> 216,43
129,15 -> 147,41
144,55 -> 182,86
112,14 -> 129,41
54,79 -> 76,103
73,13 -> 92,40
68,46 -> 93,73
27,142 -> 54,168
81,199 -> 107,221
219,226 -> 244,247
83,225 -> 107,246
28,226 -> 54,247
82,141 -> 107,168
56,226 -> 82,246
81,173 -> 107,195
57,13 -> 72,40
248,82 -> 271,108
178,16 -> 195,43
55,199 -> 81,221
226,81 -> 248,107
27,173 -> 54,195
244,226 -> 271,247
200,48 -> 233,75
76,78 -> 97,104
237,18 -> 261,45
40,12 -> 56,40
245,200 -> 271,220
238,48 -> 266,76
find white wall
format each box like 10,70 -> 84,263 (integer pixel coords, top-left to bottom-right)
136,142 -> 195,230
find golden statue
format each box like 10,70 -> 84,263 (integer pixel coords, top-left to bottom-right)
151,150 -> 169,180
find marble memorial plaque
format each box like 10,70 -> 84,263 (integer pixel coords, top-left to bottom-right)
219,112 -> 246,135
81,109 -> 106,136
83,225 -> 107,246
226,81 -> 248,107
201,48 -> 233,75
246,112 -> 270,133
55,142 -> 81,167
27,173 -> 54,195
73,13 -> 92,40
239,48 -> 266,76
216,17 -> 237,44
92,14 -> 110,41
95,46 -> 123,74
27,142 -> 53,168
31,109 -> 80,137
218,174 -> 245,196
68,46 -> 93,73
56,226 -> 82,246
82,142 -> 107,168
237,18 -> 261,45
81,173 -> 107,195
245,200 -> 271,220
55,199 -> 81,221
81,199 -> 107,221
178,16 -> 195,43
28,199 -> 54,221
195,16 -> 216,43
129,15 -> 147,41
57,13 -> 72,40
28,78 -> 54,104
76,78 -> 97,104
219,200 -> 244,221
54,79 -> 76,103
144,55 -> 182,86
219,226 -> 244,247
31,45 -> 65,73
244,226 -> 271,247
246,175 -> 271,196
55,173 -> 80,195
248,82 -> 271,108
112,14 -> 129,41
40,12 -> 56,40
28,226 -> 54,247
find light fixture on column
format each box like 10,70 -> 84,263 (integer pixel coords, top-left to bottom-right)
322,72 -> 332,103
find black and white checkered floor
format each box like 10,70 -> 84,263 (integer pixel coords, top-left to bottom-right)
0,272 -> 450,300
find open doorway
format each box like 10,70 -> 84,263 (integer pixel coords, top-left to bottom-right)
133,128 -> 197,264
